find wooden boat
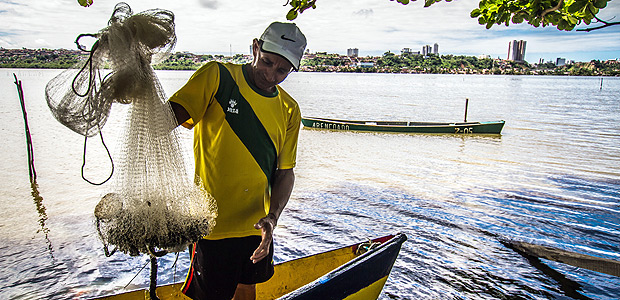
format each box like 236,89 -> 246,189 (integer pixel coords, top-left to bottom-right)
503,240 -> 620,278
302,117 -> 505,134
94,233 -> 407,300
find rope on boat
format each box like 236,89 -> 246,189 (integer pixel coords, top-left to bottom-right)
355,240 -> 381,255
123,260 -> 149,289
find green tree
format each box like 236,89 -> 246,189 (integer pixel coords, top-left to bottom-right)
470,0 -> 616,31
285,0 -> 618,31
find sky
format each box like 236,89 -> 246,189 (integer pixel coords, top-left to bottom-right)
1,0 -> 619,63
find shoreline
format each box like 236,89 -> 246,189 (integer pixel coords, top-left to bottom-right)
2,48 -> 620,76
2,65 -> 619,77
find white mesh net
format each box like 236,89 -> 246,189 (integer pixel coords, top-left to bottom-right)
46,2 -> 217,257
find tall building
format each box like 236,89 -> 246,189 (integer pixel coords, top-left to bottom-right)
556,57 -> 566,66
422,45 -> 432,56
507,40 -> 527,62
347,48 -> 359,57
433,43 -> 439,55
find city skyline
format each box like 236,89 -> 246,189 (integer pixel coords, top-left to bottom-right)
1,0 -> 619,63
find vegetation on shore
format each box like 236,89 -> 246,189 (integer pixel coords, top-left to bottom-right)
304,52 -> 620,76
1,47 -> 619,76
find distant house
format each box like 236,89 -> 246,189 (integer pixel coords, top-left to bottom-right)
357,62 -> 374,68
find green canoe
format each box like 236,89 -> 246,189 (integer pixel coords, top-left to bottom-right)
302,117 -> 505,134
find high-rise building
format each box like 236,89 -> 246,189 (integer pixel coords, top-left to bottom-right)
556,57 -> 566,66
347,48 -> 359,57
507,40 -> 527,62
433,43 -> 439,55
422,45 -> 432,56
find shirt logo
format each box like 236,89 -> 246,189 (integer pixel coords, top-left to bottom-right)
227,99 -> 239,114
281,35 -> 296,42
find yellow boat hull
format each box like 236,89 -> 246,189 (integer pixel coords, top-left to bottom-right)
94,234 -> 406,300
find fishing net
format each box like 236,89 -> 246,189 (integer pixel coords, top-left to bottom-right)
45,2 -> 217,257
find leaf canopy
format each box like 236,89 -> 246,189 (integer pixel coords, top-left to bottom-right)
284,0 -> 617,31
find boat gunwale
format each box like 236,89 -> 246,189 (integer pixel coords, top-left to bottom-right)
302,117 -> 505,128
277,233 -> 407,299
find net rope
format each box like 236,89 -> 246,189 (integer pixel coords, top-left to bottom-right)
45,2 -> 217,257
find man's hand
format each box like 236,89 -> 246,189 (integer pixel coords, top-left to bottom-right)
250,213 -> 277,264
250,169 -> 293,263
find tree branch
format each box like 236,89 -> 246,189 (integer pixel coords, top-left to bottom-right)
577,21 -> 620,31
577,6 -> 620,32
541,0 -> 564,20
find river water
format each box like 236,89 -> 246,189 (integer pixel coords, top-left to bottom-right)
1,69 -> 619,299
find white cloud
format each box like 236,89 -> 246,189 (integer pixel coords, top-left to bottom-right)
198,0 -> 219,10
0,36 -> 16,48
353,8 -> 374,17
34,38 -> 52,47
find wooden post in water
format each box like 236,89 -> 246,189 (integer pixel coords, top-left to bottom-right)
600,77 -> 603,91
14,74 -> 37,184
464,98 -> 469,122
505,240 -> 620,277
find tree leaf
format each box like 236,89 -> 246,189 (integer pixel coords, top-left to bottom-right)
558,18 -> 568,30
593,0 -> 608,9
567,15 -> 578,24
77,0 -> 93,7
512,14 -> 524,24
286,9 -> 298,20
567,1 -> 587,13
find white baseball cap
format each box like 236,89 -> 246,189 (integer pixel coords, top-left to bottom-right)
259,22 -> 307,71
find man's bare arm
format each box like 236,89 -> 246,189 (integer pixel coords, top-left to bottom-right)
251,168 -> 295,263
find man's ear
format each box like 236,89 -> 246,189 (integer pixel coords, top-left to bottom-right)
252,38 -> 260,57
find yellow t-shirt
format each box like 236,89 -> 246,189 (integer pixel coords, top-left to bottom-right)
169,61 -> 301,239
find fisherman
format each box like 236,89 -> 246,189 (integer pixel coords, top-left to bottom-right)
169,22 -> 307,300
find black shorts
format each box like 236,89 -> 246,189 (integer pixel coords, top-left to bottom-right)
182,236 -> 274,300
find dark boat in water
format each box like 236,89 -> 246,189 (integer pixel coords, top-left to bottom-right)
302,117 -> 505,134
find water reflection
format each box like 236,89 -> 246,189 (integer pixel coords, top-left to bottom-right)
31,181 -> 54,259
3,71 -> 620,299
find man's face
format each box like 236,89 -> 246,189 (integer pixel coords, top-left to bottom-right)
249,39 -> 294,93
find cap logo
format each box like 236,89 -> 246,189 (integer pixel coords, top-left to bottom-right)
280,34 -> 296,42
